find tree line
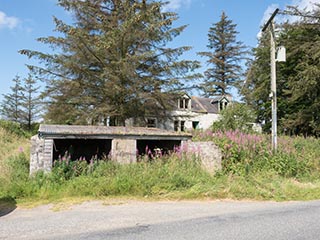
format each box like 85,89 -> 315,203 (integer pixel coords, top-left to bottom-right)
1,74 -> 41,131
1,0 -> 319,136
243,5 -> 320,136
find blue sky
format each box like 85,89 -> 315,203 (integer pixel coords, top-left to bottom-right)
0,0 -> 317,102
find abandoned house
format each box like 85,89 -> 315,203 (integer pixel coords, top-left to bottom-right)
126,94 -> 232,131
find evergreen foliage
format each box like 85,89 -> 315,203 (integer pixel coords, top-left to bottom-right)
198,11 -> 248,96
20,0 -> 201,126
1,74 -> 41,132
244,5 -> 320,136
21,74 -> 41,131
1,75 -> 23,123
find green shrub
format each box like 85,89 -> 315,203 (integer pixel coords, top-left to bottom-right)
0,120 -> 30,138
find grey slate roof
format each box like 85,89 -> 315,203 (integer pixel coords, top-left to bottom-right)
191,96 -> 217,114
191,95 -> 230,114
38,124 -> 192,140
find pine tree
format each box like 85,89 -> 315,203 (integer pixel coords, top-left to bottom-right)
198,11 -> 248,96
20,74 -> 41,131
1,75 -> 23,123
20,0 -> 200,126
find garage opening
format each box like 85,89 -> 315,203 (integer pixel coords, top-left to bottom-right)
137,140 -> 181,158
53,139 -> 112,162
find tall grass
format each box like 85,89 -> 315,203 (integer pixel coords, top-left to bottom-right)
1,126 -> 320,203
0,153 -> 213,201
0,126 -> 30,177
194,129 -> 319,179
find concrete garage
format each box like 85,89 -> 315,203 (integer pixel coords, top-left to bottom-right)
30,124 -> 193,174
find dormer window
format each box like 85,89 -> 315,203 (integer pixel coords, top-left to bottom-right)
219,98 -> 228,111
178,97 -> 190,109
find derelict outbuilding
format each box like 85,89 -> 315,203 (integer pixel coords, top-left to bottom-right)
30,124 -> 192,174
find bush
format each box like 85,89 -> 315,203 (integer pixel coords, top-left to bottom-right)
211,103 -> 256,133
0,120 -> 30,138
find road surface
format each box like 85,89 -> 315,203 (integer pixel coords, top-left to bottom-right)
1,200 -> 320,239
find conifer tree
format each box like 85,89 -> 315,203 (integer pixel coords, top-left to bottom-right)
1,74 -> 42,131
1,75 -> 23,123
20,74 -> 41,131
198,11 -> 248,96
20,0 -> 200,126
244,5 -> 320,136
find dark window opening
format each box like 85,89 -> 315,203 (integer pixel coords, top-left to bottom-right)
137,140 -> 181,159
219,102 -> 223,111
192,121 -> 199,129
174,121 -> 179,131
179,99 -> 184,109
179,98 -> 190,109
53,139 -> 112,162
219,99 -> 228,111
181,121 -> 185,132
185,99 -> 189,109
147,118 -> 156,128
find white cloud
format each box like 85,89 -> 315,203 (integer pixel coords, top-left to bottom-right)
161,0 -> 192,12
258,0 -> 318,38
0,11 -> 19,29
260,4 -> 280,27
260,0 -> 318,27
291,0 -> 318,11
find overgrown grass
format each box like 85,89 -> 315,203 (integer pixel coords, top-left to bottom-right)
1,125 -> 320,204
0,124 -> 30,177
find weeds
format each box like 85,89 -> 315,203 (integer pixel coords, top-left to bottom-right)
193,130 -> 314,178
1,127 -> 320,203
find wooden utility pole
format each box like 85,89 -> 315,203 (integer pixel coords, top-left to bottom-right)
262,8 -> 279,152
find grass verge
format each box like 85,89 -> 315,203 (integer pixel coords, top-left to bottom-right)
0,127 -> 320,206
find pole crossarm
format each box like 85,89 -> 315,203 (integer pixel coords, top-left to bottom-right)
262,8 -> 279,32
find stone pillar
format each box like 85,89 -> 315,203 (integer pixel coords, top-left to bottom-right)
111,139 -> 137,164
30,135 -> 53,175
181,141 -> 222,174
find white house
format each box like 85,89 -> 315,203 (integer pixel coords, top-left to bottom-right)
126,94 -> 232,131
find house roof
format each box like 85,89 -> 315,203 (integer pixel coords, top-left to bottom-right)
191,96 -> 219,114
191,95 -> 231,114
38,124 -> 192,140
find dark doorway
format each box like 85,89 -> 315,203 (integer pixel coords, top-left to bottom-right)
53,139 -> 112,162
137,140 -> 181,157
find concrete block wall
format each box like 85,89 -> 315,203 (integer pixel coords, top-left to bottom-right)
111,139 -> 137,164
30,135 -> 53,175
181,141 -> 222,173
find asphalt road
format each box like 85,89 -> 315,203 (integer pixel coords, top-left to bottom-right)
1,200 -> 320,240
